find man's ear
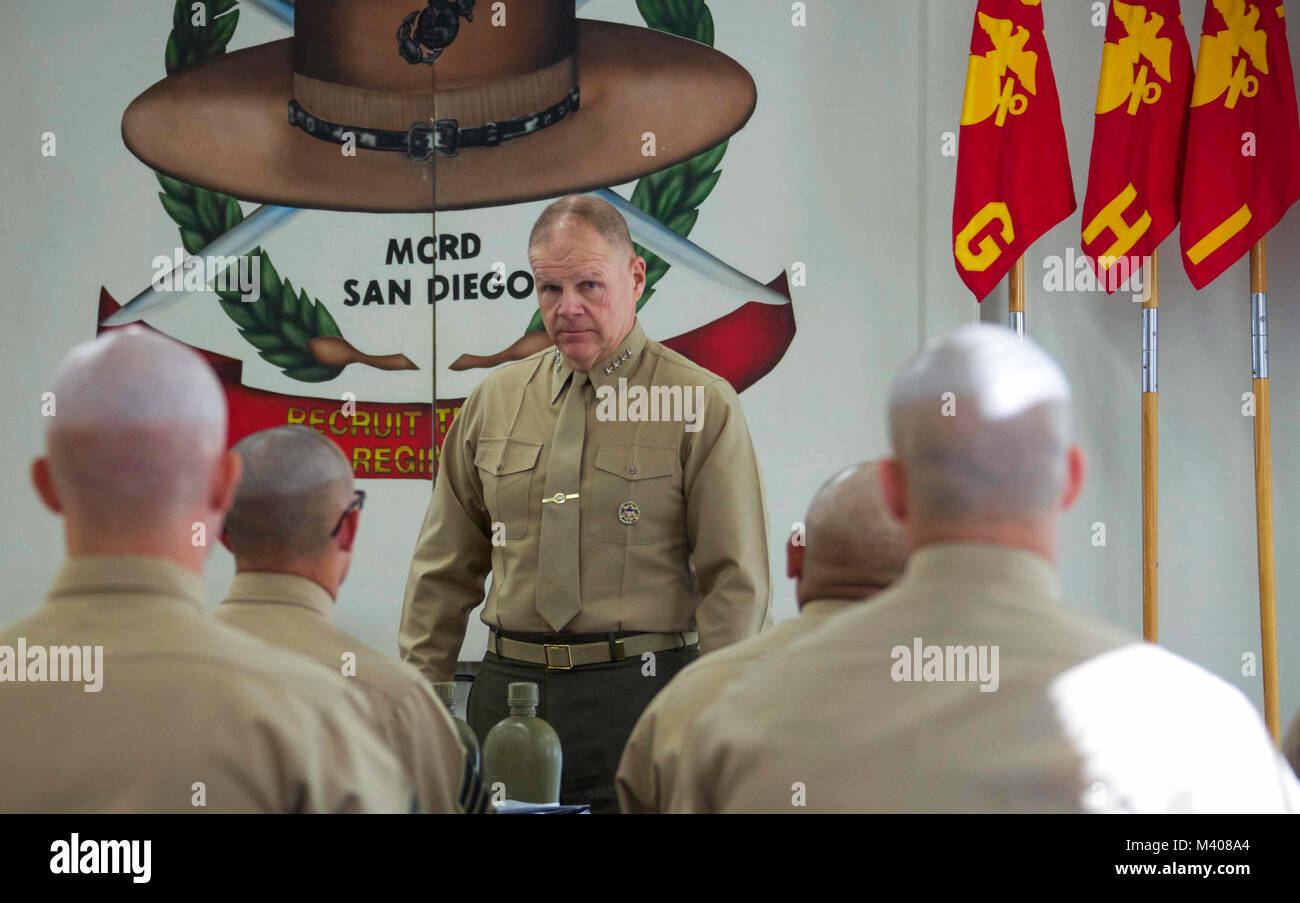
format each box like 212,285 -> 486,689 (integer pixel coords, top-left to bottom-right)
1060,445 -> 1086,511
31,458 -> 62,514
629,254 -> 647,305
878,458 -> 907,522
335,508 -> 361,553
786,529 -> 804,579
212,450 -> 243,517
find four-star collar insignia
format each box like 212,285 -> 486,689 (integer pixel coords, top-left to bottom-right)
553,347 -> 636,376
603,349 -> 634,375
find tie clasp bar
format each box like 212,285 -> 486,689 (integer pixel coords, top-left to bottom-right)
543,492 -> 580,505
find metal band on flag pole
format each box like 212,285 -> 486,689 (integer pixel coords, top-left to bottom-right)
1008,256 -> 1025,338
1250,238 -> 1281,743
1141,250 -> 1159,642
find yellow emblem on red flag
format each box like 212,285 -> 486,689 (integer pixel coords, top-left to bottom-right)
953,0 -> 1075,302
1180,0 -> 1300,288
1082,1 -> 1192,293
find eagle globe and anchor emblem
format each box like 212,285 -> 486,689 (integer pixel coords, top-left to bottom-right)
398,0 -> 477,64
618,501 -> 641,525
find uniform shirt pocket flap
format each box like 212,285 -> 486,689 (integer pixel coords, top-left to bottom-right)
594,443 -> 678,481
474,438 -> 542,476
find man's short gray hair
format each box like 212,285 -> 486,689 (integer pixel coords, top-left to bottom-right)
224,426 -> 354,562
804,461 -> 908,589
887,324 -> 1073,523
528,194 -> 635,257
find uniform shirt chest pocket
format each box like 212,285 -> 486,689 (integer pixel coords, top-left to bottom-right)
474,438 -> 543,540
588,443 -> 684,545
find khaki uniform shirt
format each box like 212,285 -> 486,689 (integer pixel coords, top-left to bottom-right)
1284,710 -> 1300,778
617,598 -> 854,814
401,319 -> 771,682
0,556 -> 412,813
670,544 -> 1300,813
214,571 -> 469,813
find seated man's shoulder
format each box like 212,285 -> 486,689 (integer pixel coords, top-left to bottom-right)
1038,597 -> 1140,650
331,631 -> 436,708
1087,641 -> 1257,708
0,607 -> 52,643
652,635 -> 770,713
182,617 -> 376,711
1044,638 -> 1276,759
687,610 -> 897,732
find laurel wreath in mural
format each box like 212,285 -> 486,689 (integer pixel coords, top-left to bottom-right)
155,0 -> 730,378
155,0 -> 345,382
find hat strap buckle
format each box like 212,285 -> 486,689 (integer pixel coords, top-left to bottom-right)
408,120 -> 460,160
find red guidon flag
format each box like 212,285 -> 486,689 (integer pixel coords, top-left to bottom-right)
1082,0 -> 1193,293
953,0 -> 1076,301
1180,0 -> 1300,288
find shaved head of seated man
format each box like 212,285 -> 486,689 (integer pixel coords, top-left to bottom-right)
669,323 -> 1300,813
616,460 -> 907,813
215,426 -> 487,814
2,328 -> 411,813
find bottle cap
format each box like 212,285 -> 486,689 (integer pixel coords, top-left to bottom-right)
507,681 -> 539,707
432,681 -> 456,709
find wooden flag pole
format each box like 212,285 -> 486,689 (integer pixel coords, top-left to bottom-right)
1250,238 -> 1281,743
1141,251 -> 1159,642
1009,256 -> 1026,337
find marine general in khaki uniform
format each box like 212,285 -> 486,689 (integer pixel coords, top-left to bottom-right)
670,325 -> 1300,813
215,426 -> 485,814
616,460 -> 907,813
1,329 -> 411,813
401,195 -> 771,812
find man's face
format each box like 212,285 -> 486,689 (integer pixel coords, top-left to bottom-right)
531,219 -> 645,371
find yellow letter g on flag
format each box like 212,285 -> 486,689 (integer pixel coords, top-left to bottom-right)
956,202 -> 1015,272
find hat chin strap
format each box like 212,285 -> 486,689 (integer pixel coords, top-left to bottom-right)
287,86 -> 580,161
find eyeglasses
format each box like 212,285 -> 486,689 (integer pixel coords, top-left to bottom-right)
331,490 -> 366,536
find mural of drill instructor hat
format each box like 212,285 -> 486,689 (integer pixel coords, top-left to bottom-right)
121,0 -> 757,213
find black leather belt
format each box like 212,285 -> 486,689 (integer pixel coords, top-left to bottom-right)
487,628 -> 700,670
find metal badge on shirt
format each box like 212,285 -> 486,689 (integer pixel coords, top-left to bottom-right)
618,500 -> 641,525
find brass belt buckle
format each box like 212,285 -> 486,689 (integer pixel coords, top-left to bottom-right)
544,644 -> 574,670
